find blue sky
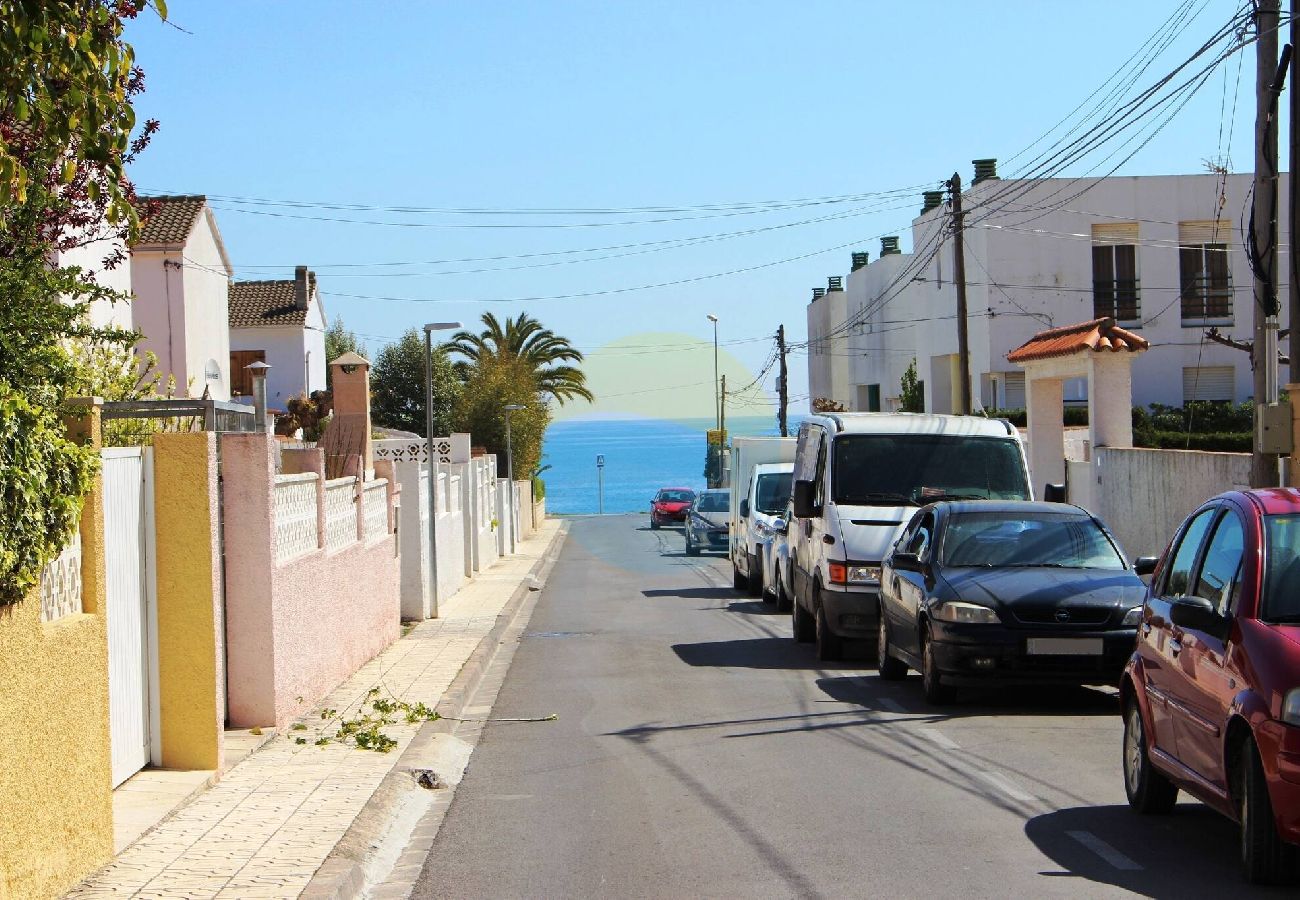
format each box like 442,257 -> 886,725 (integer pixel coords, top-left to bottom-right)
124,1 -> 1265,419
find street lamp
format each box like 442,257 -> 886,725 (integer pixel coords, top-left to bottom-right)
423,321 -> 462,618
503,403 -> 525,554
706,314 -> 719,432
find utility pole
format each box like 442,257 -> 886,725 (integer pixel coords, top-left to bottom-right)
777,324 -> 789,436
719,373 -> 727,488
949,172 -> 973,415
1252,0 -> 1281,488
1292,0 -> 1300,390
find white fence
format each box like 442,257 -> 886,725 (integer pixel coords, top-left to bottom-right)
363,478 -> 389,545
39,529 -> 83,622
324,477 -> 358,552
274,473 -> 319,563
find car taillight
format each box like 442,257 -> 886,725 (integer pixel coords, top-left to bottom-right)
828,562 -> 847,585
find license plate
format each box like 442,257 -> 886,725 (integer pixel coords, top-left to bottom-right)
1026,638 -> 1103,656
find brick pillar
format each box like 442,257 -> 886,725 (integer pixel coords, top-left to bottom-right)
328,352 -> 373,476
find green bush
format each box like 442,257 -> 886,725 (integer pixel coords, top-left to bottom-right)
1134,429 -> 1252,453
532,476 -> 546,502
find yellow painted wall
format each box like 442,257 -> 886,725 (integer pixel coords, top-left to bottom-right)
0,438 -> 113,898
153,433 -> 224,771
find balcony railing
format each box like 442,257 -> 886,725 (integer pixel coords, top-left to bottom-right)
1180,275 -> 1233,322
1092,278 -> 1141,323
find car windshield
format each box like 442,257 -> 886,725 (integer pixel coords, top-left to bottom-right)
940,510 -> 1125,569
1263,515 -> 1300,620
695,493 -> 728,512
755,473 -> 791,514
657,490 -> 694,503
832,435 -> 1029,505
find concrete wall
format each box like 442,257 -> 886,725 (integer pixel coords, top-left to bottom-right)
805,287 -> 850,407
393,461 -> 468,620
0,410 -> 113,898
812,172 -> 1290,413
54,236 -> 133,330
1089,446 -> 1251,559
221,434 -> 399,728
180,213 -> 232,400
131,250 -> 186,390
229,325 -> 306,409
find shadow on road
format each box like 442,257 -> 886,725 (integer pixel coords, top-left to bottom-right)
724,599 -> 781,616
1023,804 -> 1289,896
642,587 -> 736,601
816,675 -> 1119,718
672,637 -> 838,670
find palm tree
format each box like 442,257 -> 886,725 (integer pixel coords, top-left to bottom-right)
444,312 -> 593,405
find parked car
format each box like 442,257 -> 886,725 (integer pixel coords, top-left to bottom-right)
685,489 -> 729,555
729,438 -> 795,594
1121,489 -> 1300,884
760,498 -> 795,612
878,501 -> 1145,702
788,413 -> 1032,661
650,487 -> 695,529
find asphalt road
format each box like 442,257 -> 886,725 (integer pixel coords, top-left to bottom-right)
410,515 -> 1286,899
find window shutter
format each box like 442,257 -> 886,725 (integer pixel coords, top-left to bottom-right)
1178,221 -> 1232,245
1003,372 -> 1026,409
1091,223 -> 1139,245
1182,366 -> 1235,402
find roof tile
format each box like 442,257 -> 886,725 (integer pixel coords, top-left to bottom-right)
1006,317 -> 1149,364
134,195 -> 206,246
229,280 -> 306,328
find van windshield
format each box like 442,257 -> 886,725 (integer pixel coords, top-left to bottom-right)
755,473 -> 792,514
832,435 -> 1028,505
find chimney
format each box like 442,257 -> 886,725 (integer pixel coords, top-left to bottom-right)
812,288 -> 826,301
880,236 -> 901,256
973,158 -> 999,184
851,251 -> 869,271
294,265 -> 311,311
827,276 -> 843,292
921,190 -> 944,213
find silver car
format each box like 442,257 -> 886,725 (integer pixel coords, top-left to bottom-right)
685,490 -> 730,556
760,499 -> 795,611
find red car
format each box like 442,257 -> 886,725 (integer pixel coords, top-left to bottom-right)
1122,488 -> 1300,884
650,487 -> 695,529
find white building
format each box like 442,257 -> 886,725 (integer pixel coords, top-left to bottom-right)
806,165 -> 1289,414
130,195 -> 234,399
228,267 -> 327,410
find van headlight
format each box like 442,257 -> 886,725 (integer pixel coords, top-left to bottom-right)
1121,606 -> 1144,628
848,565 -> 881,585
933,602 -> 1001,624
1282,689 -> 1300,726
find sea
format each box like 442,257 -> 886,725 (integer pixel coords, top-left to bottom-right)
540,415 -> 797,515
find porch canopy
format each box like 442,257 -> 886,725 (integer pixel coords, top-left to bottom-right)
1006,316 -> 1149,496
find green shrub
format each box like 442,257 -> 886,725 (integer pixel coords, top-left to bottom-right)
1134,429 -> 1252,453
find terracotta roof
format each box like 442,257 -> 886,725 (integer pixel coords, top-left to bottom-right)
1006,317 -> 1149,364
134,195 -> 206,246
228,280 -> 307,328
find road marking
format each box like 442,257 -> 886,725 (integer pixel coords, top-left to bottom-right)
975,770 -> 1036,804
879,698 -> 906,713
1067,830 -> 1143,871
917,728 -> 959,750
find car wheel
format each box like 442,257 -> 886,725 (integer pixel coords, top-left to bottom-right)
815,588 -> 843,662
774,566 -> 792,613
877,615 -> 908,681
685,532 -> 699,556
747,552 -> 763,598
921,627 -> 955,705
792,593 -> 815,643
1122,694 -> 1178,814
650,518 -> 659,530
732,565 -> 747,591
1240,737 -> 1299,884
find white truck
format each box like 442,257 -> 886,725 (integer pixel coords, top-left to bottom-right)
788,413 -> 1032,661
729,436 -> 796,595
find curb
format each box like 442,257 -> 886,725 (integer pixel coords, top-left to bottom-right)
301,521 -> 570,900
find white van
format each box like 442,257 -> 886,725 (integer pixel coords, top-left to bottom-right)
732,461 -> 794,595
789,413 -> 1031,660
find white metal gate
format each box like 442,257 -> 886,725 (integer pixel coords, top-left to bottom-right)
103,447 -> 153,788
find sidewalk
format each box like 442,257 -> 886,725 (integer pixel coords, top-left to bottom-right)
68,519 -> 566,899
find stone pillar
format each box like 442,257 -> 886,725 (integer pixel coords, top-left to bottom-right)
1088,353 -> 1135,450
449,433 -> 472,464
1026,376 -> 1066,497
325,352 -> 372,477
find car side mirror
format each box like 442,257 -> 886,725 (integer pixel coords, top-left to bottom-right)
792,479 -> 818,518
891,551 -> 921,573
739,498 -> 750,518
1170,595 -> 1230,638
1042,483 -> 1067,503
773,518 -> 787,534
1133,556 -> 1159,577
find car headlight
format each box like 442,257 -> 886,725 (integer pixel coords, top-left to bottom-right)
932,601 -> 1001,624
1282,689 -> 1300,726
1121,606 -> 1143,628
848,565 -> 881,585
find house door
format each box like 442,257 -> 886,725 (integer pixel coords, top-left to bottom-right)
102,447 -> 154,788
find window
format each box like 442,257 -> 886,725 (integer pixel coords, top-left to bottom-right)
1192,511 -> 1244,616
1263,515 -> 1300,621
1179,222 -> 1233,323
908,513 -> 936,560
1162,508 -> 1216,598
229,349 -> 266,397
867,384 -> 881,412
832,435 -> 1030,504
941,511 -> 1125,570
754,473 -> 792,515
1092,224 -> 1140,322
1182,366 -> 1235,404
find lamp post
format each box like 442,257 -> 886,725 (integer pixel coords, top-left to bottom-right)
423,321 -> 462,618
503,403 -> 524,554
706,314 -> 719,432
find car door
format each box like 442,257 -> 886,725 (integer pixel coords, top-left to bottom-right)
792,425 -> 825,603
1143,506 -> 1217,762
893,510 -> 937,659
1169,506 -> 1244,790
883,512 -> 923,649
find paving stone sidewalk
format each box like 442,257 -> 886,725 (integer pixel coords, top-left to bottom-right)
68,520 -> 563,900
